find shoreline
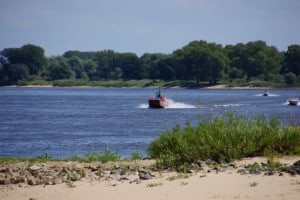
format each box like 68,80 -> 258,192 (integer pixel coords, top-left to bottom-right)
2,84 -> 300,90
1,156 -> 300,200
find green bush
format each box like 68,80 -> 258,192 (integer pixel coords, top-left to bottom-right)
148,112 -> 300,169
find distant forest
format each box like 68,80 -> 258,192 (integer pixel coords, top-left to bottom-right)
0,40 -> 299,87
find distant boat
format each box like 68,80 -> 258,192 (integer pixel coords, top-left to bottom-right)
288,98 -> 299,106
263,90 -> 269,96
148,90 -> 169,108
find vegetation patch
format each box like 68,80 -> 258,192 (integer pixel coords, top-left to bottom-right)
148,112 -> 300,170
166,173 -> 190,181
147,182 -> 163,187
68,149 -> 120,163
249,182 -> 258,187
1,42 -> 300,88
180,181 -> 188,186
0,152 -> 54,163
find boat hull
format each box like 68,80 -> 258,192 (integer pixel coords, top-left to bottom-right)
263,93 -> 269,96
288,99 -> 299,106
148,98 -> 168,108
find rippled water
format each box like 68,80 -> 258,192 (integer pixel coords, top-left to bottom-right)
0,87 -> 299,158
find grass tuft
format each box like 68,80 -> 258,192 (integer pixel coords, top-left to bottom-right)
167,173 -> 189,181
249,182 -> 258,187
68,148 -> 120,163
147,182 -> 163,187
0,152 -> 54,163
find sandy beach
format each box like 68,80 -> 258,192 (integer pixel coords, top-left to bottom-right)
1,157 -> 299,200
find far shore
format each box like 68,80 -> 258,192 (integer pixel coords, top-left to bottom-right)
3,84 -> 299,90
1,156 -> 299,200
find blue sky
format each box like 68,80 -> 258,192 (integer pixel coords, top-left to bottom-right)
1,0 -> 299,57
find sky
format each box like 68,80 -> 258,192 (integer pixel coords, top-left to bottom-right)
0,0 -> 299,57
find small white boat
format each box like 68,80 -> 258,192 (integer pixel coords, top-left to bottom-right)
288,98 -> 299,106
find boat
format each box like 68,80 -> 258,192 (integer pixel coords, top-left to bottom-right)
263,90 -> 269,96
148,90 -> 169,108
288,98 -> 299,106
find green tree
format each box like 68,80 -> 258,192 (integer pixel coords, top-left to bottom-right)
46,56 -> 73,80
67,56 -> 86,79
225,43 -> 247,79
174,40 -> 227,85
2,63 -> 30,84
109,67 -> 122,80
157,57 -> 176,81
226,41 -> 283,81
0,64 -> 8,85
1,44 -> 47,75
63,50 -> 96,60
284,72 -> 297,85
119,53 -> 141,80
172,48 -> 194,81
94,50 -> 117,80
228,67 -> 244,81
83,59 -> 97,80
140,53 -> 167,80
282,45 -> 300,75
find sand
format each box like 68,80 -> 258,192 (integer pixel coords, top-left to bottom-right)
1,157 -> 299,200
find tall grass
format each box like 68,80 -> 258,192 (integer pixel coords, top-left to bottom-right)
0,152 -> 54,163
68,150 -> 120,163
0,150 -> 121,163
148,112 -> 300,169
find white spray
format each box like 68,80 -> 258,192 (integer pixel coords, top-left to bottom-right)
138,99 -> 196,109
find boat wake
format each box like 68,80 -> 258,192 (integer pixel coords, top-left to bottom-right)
282,101 -> 289,105
214,103 -> 246,107
137,103 -> 149,109
254,94 -> 279,97
167,99 -> 196,109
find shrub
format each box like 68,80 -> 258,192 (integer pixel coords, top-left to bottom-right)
148,112 -> 300,170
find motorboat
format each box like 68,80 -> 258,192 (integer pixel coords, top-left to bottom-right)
148,96 -> 169,108
148,90 -> 169,108
288,98 -> 299,106
263,90 -> 269,96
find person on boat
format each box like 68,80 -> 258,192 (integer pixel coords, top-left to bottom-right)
156,90 -> 161,98
263,89 -> 269,96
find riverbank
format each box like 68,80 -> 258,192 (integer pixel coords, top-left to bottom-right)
4,84 -> 300,90
1,156 -> 299,200
2,77 -> 299,89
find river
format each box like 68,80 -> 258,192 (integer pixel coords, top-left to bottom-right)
0,87 -> 299,158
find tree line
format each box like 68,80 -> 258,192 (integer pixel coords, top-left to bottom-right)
0,40 -> 299,87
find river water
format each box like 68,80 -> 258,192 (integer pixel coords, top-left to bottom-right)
0,87 -> 299,158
